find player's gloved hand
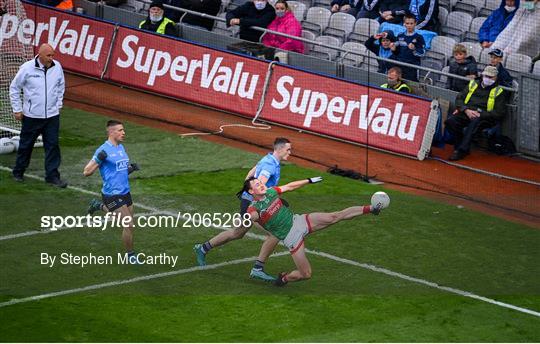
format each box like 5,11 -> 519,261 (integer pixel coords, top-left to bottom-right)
128,163 -> 140,175
308,176 -> 323,183
97,150 -> 107,163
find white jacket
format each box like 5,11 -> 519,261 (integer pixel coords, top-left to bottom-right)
9,58 -> 65,119
492,3 -> 540,58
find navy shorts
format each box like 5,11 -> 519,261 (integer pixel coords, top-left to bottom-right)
102,192 -> 133,212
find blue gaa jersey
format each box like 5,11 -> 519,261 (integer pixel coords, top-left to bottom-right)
93,140 -> 130,196
242,153 -> 281,201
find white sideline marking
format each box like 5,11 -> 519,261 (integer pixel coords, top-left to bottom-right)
1,166 -> 539,318
0,251 -> 289,308
0,212 -> 163,242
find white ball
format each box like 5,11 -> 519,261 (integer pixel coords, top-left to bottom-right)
371,191 -> 390,209
10,136 -> 20,151
0,137 -> 15,154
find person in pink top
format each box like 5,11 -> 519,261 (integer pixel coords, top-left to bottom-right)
262,0 -> 304,53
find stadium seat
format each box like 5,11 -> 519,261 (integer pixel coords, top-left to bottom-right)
294,0 -> 313,9
437,65 -> 451,88
463,17 -> 486,42
505,53 -> 533,76
453,0 -> 482,17
478,0 -> 498,17
340,42 -> 366,66
420,57 -> 446,85
459,41 -> 483,61
310,35 -> 340,60
439,6 -> 449,26
313,0 -> 332,8
358,50 -> 379,71
302,30 -> 317,53
227,0 -> 249,10
118,0 -> 146,12
302,7 -> 332,34
439,0 -> 458,11
442,11 -> 473,42
533,61 -> 540,76
428,35 -> 457,65
324,12 -> 356,44
213,13 -> 239,37
347,18 -> 379,44
288,1 -> 307,21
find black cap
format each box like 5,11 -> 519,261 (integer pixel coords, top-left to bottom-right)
489,49 -> 503,57
149,0 -> 164,10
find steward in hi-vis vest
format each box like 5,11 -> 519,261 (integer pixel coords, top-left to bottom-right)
381,66 -> 412,94
444,65 -> 509,161
139,0 -> 178,36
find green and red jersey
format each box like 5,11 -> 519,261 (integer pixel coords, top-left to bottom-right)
247,187 -> 294,240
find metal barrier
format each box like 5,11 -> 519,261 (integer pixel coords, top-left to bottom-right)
517,74 -> 540,157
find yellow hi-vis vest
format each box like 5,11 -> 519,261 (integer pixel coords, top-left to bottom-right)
139,17 -> 175,34
381,82 -> 411,93
464,80 -> 504,112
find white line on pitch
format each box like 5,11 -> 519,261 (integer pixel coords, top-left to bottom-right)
0,212 -> 164,242
1,166 -> 539,318
0,251 -> 290,308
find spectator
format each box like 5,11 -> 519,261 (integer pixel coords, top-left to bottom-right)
447,43 -> 478,92
445,66 -> 508,161
390,12 -> 425,82
355,0 -> 382,19
364,30 -> 397,73
488,49 -> 514,87
179,0 -> 222,30
139,0 -> 178,36
330,0 -> 353,14
380,67 -> 412,93
478,0 -> 520,49
227,0 -> 276,42
492,0 -> 540,58
9,44 -> 67,187
409,0 -> 440,32
39,0 -> 73,10
262,0 -> 304,53
378,0 -> 409,24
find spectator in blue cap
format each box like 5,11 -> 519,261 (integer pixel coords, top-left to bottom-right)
488,49 -> 514,87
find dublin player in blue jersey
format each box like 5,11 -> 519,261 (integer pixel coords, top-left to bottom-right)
83,120 -> 140,263
194,138 -> 292,282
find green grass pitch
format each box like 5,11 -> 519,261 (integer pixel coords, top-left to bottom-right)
0,107 -> 539,342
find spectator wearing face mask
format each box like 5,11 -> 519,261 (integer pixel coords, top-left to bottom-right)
139,0 -> 177,36
478,0 -> 520,49
262,0 -> 304,53
380,67 -> 412,93
227,0 -> 276,42
445,65 -> 509,161
492,0 -> 540,57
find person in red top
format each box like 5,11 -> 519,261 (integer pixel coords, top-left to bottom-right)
262,0 -> 304,54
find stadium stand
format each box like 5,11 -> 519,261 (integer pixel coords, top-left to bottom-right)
302,6 -> 331,34
323,12 -> 356,44
340,41 -> 365,66
348,18 -> 379,44
288,0 -> 307,20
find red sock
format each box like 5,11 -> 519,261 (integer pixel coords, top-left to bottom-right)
362,205 -> 371,214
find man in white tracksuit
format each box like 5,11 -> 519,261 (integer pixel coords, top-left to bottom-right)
9,43 -> 67,187
492,0 -> 540,58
